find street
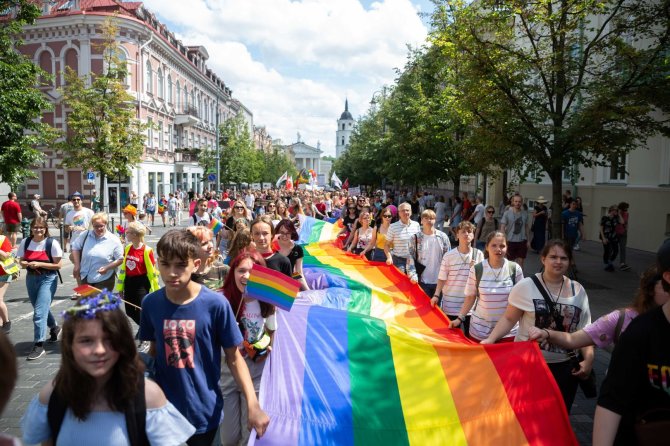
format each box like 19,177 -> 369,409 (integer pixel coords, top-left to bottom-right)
0,220 -> 658,445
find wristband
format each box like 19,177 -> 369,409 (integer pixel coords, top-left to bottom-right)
542,328 -> 550,340
457,315 -> 466,322
433,295 -> 439,298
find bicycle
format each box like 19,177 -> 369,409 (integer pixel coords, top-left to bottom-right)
46,207 -> 59,228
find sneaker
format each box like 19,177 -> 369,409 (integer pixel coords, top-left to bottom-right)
137,341 -> 150,353
573,243 -> 580,251
70,293 -> 80,301
27,345 -> 45,361
49,326 -> 62,342
2,321 -> 11,334
620,264 -> 631,271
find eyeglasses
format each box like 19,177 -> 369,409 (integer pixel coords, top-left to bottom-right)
267,204 -> 275,207
383,215 -> 392,218
278,231 -> 291,237
32,227 -> 47,230
93,224 -> 106,229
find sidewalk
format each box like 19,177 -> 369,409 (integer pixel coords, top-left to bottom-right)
0,235 -> 658,443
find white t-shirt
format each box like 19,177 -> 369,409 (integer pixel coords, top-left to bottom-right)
438,247 -> 484,316
418,234 -> 442,284
192,212 -> 211,226
508,275 -> 591,363
17,237 -> 63,260
464,259 -> 524,341
500,208 -> 529,242
240,299 -> 277,343
472,203 -> 486,225
434,201 -> 447,222
65,208 -> 95,243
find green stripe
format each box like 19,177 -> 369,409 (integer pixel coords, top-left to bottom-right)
348,314 -> 409,444
308,220 -> 325,244
302,247 -> 372,315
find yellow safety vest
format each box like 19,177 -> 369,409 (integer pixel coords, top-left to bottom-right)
115,244 -> 160,293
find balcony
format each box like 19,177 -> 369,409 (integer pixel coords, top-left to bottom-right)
175,147 -> 199,163
174,104 -> 199,126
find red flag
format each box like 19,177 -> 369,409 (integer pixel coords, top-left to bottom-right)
342,178 -> 349,190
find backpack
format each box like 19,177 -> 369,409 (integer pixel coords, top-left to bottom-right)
25,236 -> 63,284
28,201 -> 34,212
47,378 -> 149,446
473,260 -> 517,301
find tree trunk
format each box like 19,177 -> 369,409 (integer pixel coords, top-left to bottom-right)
549,166 -> 563,240
452,174 -> 461,199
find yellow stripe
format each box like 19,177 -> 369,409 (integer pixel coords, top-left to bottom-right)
387,324 -> 468,445
251,275 -> 297,295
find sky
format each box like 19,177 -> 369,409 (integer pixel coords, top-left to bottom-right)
141,0 -> 434,157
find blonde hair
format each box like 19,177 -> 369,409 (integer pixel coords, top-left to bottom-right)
126,221 -> 146,241
421,209 -> 436,220
187,225 -> 213,242
91,212 -> 108,226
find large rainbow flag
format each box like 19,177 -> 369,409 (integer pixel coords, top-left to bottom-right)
297,216 -> 343,245
253,235 -> 577,445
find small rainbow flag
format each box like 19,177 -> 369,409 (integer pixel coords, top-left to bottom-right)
246,264 -> 300,311
115,224 -> 125,235
73,284 -> 101,297
208,218 -> 223,235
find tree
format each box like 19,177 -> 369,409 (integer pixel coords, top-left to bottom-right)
260,146 -> 297,184
59,18 -> 148,208
431,0 -> 670,235
0,0 -> 56,188
218,113 -> 263,183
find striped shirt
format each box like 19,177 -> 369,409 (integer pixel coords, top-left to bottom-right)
385,219 -> 420,258
437,247 -> 484,316
464,259 -> 524,341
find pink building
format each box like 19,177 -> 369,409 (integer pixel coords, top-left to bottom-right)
12,0 -> 250,213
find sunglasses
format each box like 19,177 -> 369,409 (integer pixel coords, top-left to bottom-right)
234,206 -> 244,210
487,210 -> 494,214
383,215 -> 392,218
72,199 -> 81,202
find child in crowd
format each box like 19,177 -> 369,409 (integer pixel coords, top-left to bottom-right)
139,230 -> 269,445
21,291 -> 194,445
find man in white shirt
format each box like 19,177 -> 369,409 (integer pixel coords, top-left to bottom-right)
384,202 -> 421,276
470,196 -> 486,227
245,191 -> 255,211
64,192 -> 95,249
30,194 -> 47,217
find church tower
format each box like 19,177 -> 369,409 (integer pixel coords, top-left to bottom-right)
336,99 -> 354,158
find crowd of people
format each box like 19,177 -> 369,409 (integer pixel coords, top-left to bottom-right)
0,185 -> 666,445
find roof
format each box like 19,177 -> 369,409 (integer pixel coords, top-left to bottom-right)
339,98 -> 353,121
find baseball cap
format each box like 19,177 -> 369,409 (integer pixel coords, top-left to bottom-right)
71,191 -> 83,199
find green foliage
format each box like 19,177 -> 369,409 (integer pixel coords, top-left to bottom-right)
59,18 -> 148,201
218,113 -> 263,183
0,0 -> 56,188
430,0 -> 670,233
260,146 -> 297,183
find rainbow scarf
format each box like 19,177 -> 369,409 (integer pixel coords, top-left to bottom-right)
208,218 -> 223,235
253,242 -> 577,445
246,264 -> 300,311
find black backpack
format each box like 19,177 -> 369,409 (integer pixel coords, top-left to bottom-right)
47,378 -> 149,446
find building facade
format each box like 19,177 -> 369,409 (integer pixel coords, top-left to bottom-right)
283,141 -> 323,176
335,99 -> 354,158
13,0 -> 250,214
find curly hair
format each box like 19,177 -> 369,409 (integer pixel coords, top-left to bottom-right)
53,306 -> 144,420
631,266 -> 664,314
274,219 -> 299,241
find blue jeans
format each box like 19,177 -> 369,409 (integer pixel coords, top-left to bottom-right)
26,272 -> 58,343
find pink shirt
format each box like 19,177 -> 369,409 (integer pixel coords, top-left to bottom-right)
583,308 -> 637,348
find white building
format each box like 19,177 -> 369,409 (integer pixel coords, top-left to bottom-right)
336,99 -> 354,158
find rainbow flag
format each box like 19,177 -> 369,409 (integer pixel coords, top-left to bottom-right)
246,264 -> 300,311
208,218 -> 223,235
73,284 -> 101,297
252,242 -> 577,445
297,216 -> 343,244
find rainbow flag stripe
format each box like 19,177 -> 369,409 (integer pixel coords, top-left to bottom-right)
246,264 -> 300,311
208,218 -> 223,235
253,242 -> 577,445
297,216 -> 343,244
73,284 -> 101,297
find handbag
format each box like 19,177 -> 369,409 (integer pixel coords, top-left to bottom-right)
413,234 -> 426,280
530,275 -> 597,398
635,408 -> 670,446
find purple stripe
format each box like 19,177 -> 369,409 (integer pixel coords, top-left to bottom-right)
254,301 -> 310,446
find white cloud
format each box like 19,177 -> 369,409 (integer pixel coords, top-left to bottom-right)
141,0 -> 429,156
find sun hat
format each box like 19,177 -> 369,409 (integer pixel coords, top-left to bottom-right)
536,196 -> 548,203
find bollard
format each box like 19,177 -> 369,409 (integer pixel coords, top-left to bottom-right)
110,217 -> 115,232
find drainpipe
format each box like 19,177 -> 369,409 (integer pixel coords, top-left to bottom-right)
137,32 -> 153,201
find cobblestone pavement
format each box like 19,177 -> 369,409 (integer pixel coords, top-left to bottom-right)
0,221 -> 658,445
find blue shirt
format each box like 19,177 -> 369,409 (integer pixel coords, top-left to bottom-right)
561,209 -> 583,238
71,230 -> 123,283
139,285 -> 243,434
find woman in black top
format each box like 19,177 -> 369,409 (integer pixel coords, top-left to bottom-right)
250,215 -> 292,278
275,220 -> 309,291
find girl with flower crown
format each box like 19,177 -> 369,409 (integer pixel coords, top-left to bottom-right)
21,292 -> 195,445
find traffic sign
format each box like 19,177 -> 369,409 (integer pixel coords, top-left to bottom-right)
208,173 -> 217,182
86,172 -> 95,183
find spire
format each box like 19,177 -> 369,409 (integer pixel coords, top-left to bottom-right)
345,98 -> 349,112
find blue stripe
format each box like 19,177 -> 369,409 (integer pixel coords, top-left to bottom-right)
299,306 -> 353,445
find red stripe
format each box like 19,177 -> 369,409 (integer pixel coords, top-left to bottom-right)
484,342 -> 578,445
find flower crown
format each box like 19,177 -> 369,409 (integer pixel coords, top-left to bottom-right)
62,289 -> 122,320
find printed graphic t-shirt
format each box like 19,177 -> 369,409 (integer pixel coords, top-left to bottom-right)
139,285 -> 243,434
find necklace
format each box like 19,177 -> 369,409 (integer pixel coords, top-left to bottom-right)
540,273 -> 564,302
489,259 -> 505,282
457,247 -> 472,267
